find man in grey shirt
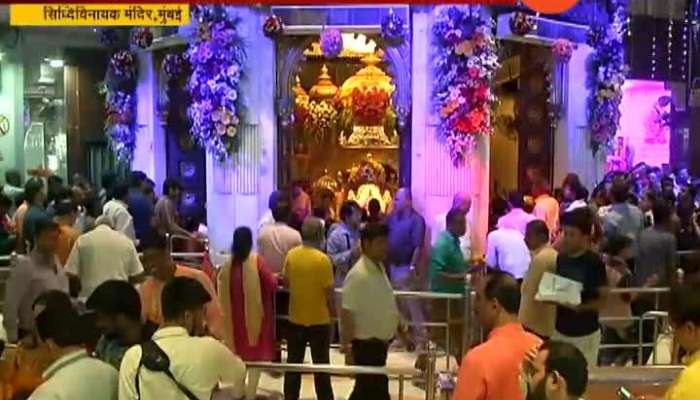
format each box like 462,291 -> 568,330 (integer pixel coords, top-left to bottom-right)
600,179 -> 644,252
326,201 -> 362,286
386,188 -> 426,349
635,202 -> 677,287
3,219 -> 69,342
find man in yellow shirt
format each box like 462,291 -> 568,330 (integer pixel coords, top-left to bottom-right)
636,283 -> 700,400
282,217 -> 334,400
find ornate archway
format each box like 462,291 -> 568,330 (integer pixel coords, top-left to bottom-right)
273,16 -> 412,187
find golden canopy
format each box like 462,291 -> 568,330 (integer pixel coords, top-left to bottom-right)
338,53 -> 395,99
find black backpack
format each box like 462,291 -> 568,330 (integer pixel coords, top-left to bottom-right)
135,340 -> 201,400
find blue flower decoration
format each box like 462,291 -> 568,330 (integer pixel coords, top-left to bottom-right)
381,11 -> 405,43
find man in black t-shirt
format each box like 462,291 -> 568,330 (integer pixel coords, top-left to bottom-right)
553,208 -> 608,367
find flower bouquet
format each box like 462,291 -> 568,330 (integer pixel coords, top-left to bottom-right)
432,6 -> 500,164
510,11 -> 536,36
131,27 -> 153,49
305,100 -> 337,141
552,38 -> 576,63
381,11 -> 405,43
351,87 -> 390,126
263,14 -> 284,38
587,0 -> 627,152
162,53 -> 189,80
320,28 -> 343,58
188,5 -> 246,160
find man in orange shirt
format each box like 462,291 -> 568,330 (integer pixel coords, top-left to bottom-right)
53,199 -> 79,268
138,234 -> 223,339
453,271 -> 542,400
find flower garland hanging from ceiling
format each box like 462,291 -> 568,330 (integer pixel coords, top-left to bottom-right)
432,6 -> 500,165
187,5 -> 246,160
100,30 -> 138,162
587,0 -> 628,153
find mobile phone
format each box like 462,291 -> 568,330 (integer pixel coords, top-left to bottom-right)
617,386 -> 633,400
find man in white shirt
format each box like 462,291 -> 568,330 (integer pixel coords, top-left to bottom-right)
432,192 -> 472,260
485,226 -> 531,280
30,301 -> 118,400
257,199 -> 302,274
102,181 -> 137,244
341,223 -> 403,400
119,277 -> 246,400
498,191 -> 537,236
64,215 -> 144,299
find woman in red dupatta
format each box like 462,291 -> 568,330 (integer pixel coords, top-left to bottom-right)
218,227 -> 277,400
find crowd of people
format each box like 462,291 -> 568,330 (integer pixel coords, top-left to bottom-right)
0,163 -> 698,400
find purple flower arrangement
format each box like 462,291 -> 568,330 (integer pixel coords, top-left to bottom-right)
131,27 -> 154,49
432,6 -> 500,165
552,38 -> 576,63
103,47 -> 138,162
509,11 -> 536,36
587,0 -> 628,152
263,14 -> 284,38
381,10 -> 405,43
100,28 -> 119,48
319,28 -> 343,58
162,53 -> 189,80
187,5 -> 246,160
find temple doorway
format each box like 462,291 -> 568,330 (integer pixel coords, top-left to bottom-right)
490,41 -> 555,200
275,30 -> 411,217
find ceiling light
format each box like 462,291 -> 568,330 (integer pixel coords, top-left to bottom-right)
49,59 -> 64,68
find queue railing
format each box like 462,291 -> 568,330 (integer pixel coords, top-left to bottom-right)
243,361 -> 430,400
599,287 -> 672,366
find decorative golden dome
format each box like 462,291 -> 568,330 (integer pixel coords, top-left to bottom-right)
309,65 -> 338,100
339,53 -> 395,99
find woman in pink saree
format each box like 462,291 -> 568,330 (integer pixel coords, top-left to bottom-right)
218,227 -> 277,400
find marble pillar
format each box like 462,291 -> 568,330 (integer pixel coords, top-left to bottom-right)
205,7 -> 276,257
133,51 -> 166,194
552,44 -> 605,191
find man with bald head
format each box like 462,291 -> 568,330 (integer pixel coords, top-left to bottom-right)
386,187 -> 427,349
432,192 -> 472,261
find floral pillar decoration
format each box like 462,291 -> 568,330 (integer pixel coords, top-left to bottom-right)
587,0 -> 628,153
549,39 -> 576,129
432,6 -> 500,165
187,5 -> 246,160
100,28 -> 138,162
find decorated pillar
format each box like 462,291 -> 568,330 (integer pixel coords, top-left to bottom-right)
411,6 -> 493,256
198,6 -> 276,256
133,51 -> 167,193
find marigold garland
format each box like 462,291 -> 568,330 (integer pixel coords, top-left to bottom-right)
432,6 -> 500,165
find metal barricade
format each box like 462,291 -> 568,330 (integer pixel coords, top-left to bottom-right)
166,233 -> 208,267
244,358 -> 433,400
330,288 -> 463,370
598,287 -> 672,366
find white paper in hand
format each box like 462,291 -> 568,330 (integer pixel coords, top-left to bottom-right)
535,271 -> 583,306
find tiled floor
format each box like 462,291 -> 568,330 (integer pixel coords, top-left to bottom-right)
253,348 -> 457,400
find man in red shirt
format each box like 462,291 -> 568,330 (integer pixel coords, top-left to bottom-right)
453,271 -> 542,400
